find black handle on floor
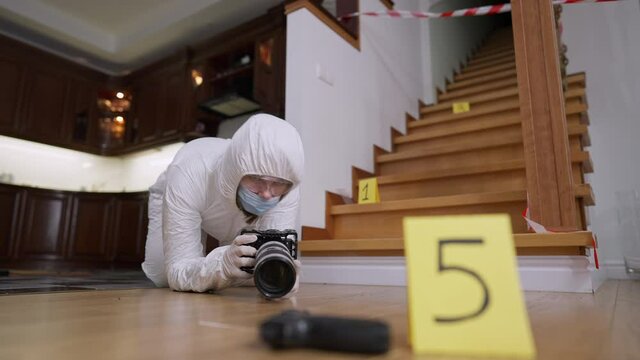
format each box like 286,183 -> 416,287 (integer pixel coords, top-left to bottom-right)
260,310 -> 390,354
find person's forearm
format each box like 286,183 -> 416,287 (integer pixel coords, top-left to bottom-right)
166,246 -> 228,292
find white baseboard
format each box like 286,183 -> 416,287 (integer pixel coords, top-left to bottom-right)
602,260 -> 640,280
517,256 -> 593,293
300,256 -> 595,293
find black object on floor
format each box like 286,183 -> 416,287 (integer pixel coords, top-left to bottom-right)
0,269 -> 9,276
261,310 -> 390,354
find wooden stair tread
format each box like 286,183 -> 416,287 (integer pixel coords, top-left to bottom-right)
421,86 -> 585,117
439,72 -> 585,102
379,160 -> 524,184
379,134 -> 523,163
468,51 -> 515,66
413,101 -> 521,128
448,68 -> 518,90
472,49 -> 515,59
567,72 -> 586,87
455,62 -> 516,81
422,88 -> 519,115
399,116 -> 521,144
572,150 -> 594,173
565,87 -> 586,102
380,124 -> 586,164
462,57 -> 515,74
575,183 -> 596,206
414,101 -> 588,131
331,190 -> 527,215
299,231 -> 594,253
473,45 -> 515,58
377,152 -> 590,185
440,78 -> 519,100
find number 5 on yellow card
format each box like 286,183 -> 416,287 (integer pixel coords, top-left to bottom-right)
403,215 -> 535,358
358,177 -> 379,204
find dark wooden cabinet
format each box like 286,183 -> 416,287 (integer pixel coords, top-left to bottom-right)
132,78 -> 161,144
0,56 -> 26,134
0,183 -> 148,268
67,193 -> 113,262
0,35 -> 104,153
0,6 -> 285,153
0,186 -> 23,260
18,189 -> 71,261
68,79 -> 100,148
253,28 -> 286,117
22,68 -> 72,143
162,69 -> 187,137
131,65 -> 187,146
111,194 -> 148,263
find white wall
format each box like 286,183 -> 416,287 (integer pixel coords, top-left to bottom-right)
0,135 -> 183,192
286,0 -> 423,228
562,1 -> 640,277
421,0 -> 497,102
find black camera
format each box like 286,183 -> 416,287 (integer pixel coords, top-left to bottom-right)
261,310 -> 390,354
240,229 -> 298,299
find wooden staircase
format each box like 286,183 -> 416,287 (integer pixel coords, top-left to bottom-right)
300,28 -> 594,257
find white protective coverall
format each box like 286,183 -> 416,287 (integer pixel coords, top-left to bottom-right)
141,114 -> 304,292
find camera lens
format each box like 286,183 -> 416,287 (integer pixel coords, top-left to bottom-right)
254,241 -> 296,299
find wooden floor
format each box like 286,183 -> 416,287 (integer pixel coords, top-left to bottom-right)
0,280 -> 638,360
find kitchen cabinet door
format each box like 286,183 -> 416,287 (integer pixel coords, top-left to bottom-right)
253,29 -> 285,117
0,185 -> 23,260
22,68 -> 71,144
67,193 -> 113,262
111,194 -> 148,263
0,56 -> 27,134
132,78 -> 162,145
17,189 -> 71,260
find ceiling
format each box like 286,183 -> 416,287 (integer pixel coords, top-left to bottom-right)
0,0 -> 282,75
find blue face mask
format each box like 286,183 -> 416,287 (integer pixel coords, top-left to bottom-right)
238,185 -> 281,216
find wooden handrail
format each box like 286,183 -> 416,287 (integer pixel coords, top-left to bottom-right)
285,0 -> 393,51
285,0 -> 359,50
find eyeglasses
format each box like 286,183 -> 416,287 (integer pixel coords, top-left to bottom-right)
240,175 -> 292,197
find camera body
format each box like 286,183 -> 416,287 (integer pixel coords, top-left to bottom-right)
240,229 -> 298,299
240,229 -> 298,270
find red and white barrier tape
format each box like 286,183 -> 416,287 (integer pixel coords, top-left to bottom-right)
522,207 -> 600,269
340,0 -> 619,20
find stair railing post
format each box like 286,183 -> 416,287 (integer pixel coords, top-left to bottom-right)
510,0 -> 578,229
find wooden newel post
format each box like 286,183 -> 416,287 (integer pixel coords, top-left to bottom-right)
511,0 -> 578,229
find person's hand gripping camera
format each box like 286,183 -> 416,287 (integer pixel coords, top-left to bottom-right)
221,230 -> 300,299
220,234 -> 259,283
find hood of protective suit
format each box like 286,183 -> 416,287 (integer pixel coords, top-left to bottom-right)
216,114 -> 305,205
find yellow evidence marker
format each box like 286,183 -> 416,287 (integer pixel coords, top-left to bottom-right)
403,214 -> 535,358
358,177 -> 380,204
452,101 -> 471,114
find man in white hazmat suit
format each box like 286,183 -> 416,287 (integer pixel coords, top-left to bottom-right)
141,114 -> 304,294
